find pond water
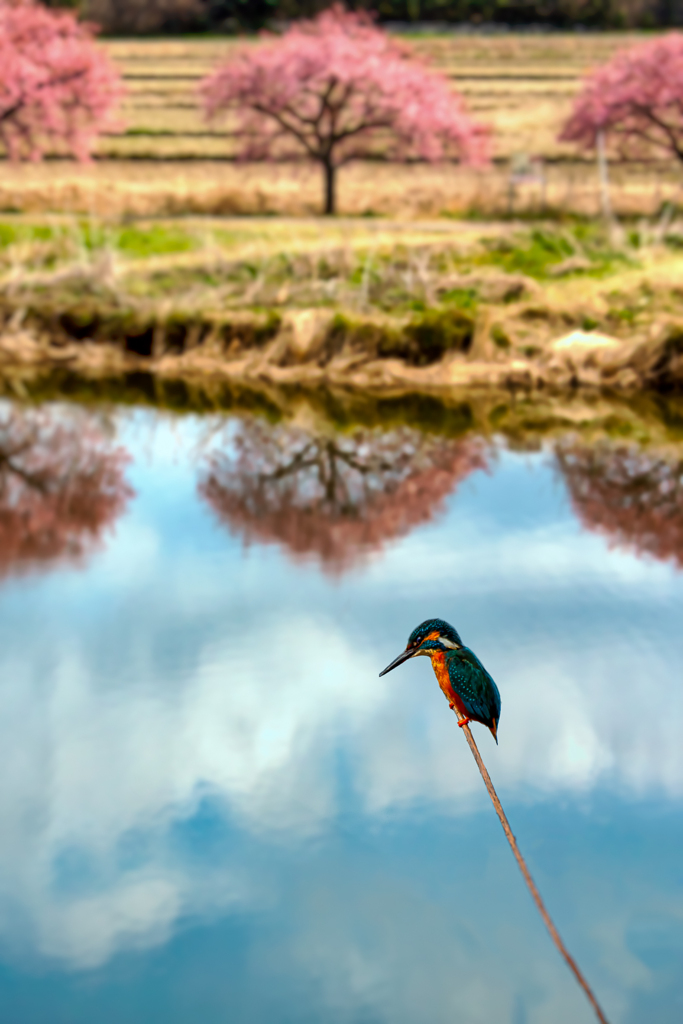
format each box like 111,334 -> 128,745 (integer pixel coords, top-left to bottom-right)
0,389 -> 681,1024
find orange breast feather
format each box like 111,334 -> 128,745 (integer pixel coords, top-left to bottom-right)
430,652 -> 467,717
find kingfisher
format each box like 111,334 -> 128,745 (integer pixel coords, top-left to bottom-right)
379,618 -> 501,742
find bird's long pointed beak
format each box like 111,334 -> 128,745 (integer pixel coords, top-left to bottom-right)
379,647 -> 416,677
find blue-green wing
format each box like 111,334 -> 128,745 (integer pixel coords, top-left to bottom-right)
447,646 -> 501,733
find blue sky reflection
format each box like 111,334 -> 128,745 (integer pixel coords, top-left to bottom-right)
0,405 -> 680,1024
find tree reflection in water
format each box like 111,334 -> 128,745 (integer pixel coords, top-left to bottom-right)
556,440 -> 683,568
199,417 -> 487,572
0,404 -> 133,577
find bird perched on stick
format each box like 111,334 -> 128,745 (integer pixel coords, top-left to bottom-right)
379,617 -> 501,742
379,619 -> 612,1024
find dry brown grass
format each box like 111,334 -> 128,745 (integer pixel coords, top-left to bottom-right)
0,157 -> 679,219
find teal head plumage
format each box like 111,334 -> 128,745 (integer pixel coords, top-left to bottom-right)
379,618 -> 501,742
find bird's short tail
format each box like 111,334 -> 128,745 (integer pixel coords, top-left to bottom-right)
489,719 -> 499,745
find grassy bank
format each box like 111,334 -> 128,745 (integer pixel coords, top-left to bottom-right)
0,213 -> 682,394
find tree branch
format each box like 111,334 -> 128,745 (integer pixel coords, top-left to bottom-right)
0,66 -> 89,126
634,104 -> 683,162
252,103 -> 320,158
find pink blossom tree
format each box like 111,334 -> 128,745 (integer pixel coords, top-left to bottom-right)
0,0 -> 122,163
200,5 -> 488,214
560,33 -> 683,164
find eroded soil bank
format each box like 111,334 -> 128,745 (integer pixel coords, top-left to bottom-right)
1,290 -> 683,395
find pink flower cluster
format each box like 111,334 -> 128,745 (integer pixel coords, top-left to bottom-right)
0,0 -> 122,162
200,5 -> 488,168
560,33 -> 683,161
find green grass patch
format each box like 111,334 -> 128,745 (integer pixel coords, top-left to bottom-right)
213,229 -> 262,249
491,324 -> 511,349
124,128 -> 176,137
440,287 -> 479,311
126,266 -> 224,297
115,225 -> 197,259
379,308 -> 475,366
608,306 -> 638,326
326,307 -> 474,367
471,226 -> 631,280
477,230 -> 573,277
81,219 -> 196,260
0,222 -> 56,247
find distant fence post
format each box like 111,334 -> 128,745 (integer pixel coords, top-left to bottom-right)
596,130 -> 612,222
508,153 -> 545,216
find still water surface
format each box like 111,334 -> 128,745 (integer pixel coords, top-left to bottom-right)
0,394 -> 681,1024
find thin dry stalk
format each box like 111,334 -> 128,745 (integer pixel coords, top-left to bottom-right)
359,250 -> 374,311
454,710 -> 611,1024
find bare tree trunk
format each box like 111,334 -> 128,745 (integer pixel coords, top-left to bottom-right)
323,159 -> 336,216
453,710 -> 611,1024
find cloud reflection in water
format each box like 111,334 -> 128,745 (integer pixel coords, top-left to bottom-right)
0,405 -> 680,1023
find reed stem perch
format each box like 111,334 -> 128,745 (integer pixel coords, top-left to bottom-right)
455,711 -> 611,1024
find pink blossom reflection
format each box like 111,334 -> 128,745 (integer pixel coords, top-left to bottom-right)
557,440 -> 683,568
199,418 -> 487,574
0,405 -> 133,577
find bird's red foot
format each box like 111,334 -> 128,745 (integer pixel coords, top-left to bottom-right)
448,704 -> 472,728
